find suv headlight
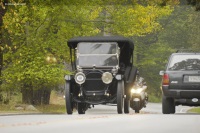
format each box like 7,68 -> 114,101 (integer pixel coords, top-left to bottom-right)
102,72 -> 113,84
75,72 -> 86,84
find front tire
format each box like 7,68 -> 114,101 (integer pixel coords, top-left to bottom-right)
65,81 -> 73,114
117,80 -> 124,114
134,101 -> 140,113
162,95 -> 175,114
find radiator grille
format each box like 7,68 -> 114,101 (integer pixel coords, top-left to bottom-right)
86,72 -> 102,79
83,72 -> 106,91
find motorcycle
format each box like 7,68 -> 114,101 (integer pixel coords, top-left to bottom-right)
130,78 -> 148,113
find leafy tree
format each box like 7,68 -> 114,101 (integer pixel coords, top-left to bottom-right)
1,0 -> 102,104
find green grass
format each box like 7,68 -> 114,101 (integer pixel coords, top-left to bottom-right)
49,90 -> 65,105
0,104 -> 39,114
188,108 -> 200,113
36,90 -> 66,114
0,104 -> 17,112
0,104 -> 66,114
0,92 -> 27,113
0,90 -> 66,114
148,94 -> 161,103
35,104 -> 66,114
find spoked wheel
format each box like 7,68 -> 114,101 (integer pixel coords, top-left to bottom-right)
124,98 -> 130,114
77,103 -> 86,114
117,80 -> 124,114
65,81 -> 73,114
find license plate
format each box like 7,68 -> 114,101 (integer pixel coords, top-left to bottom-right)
189,76 -> 200,82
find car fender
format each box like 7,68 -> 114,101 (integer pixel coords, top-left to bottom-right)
124,66 -> 137,84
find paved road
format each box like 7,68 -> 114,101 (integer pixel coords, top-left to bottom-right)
0,103 -> 199,133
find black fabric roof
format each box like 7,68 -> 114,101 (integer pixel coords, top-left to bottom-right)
67,36 -> 134,50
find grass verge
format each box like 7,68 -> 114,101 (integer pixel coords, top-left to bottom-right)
0,90 -> 66,114
35,104 -> 66,114
187,108 -> 200,113
148,94 -> 161,103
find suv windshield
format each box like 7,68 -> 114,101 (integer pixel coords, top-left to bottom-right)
77,42 -> 118,67
168,54 -> 200,71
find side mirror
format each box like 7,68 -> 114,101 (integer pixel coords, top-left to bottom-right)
159,70 -> 164,76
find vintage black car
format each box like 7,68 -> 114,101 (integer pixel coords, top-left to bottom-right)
64,36 -> 137,114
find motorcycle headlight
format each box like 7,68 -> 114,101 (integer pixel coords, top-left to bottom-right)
131,88 -> 143,94
131,89 -> 136,93
75,72 -> 86,84
102,72 -> 113,84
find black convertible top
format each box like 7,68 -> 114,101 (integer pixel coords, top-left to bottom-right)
67,36 -> 134,50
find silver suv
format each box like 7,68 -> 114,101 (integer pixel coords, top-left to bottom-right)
160,52 -> 200,114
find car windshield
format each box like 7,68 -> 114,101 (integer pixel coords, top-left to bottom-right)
77,42 -> 118,67
77,42 -> 117,54
168,54 -> 200,71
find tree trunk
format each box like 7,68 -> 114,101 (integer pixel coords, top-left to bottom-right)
0,0 -> 8,85
22,83 -> 51,105
196,0 -> 200,11
0,1 -> 8,104
0,50 -> 3,85
21,84 -> 34,104
32,88 -> 51,105
22,85 -> 51,105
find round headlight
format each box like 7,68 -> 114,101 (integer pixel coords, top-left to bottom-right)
75,72 -> 86,84
102,72 -> 113,84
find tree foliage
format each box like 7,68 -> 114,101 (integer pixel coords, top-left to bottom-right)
109,5 -> 173,36
0,0 -> 104,104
